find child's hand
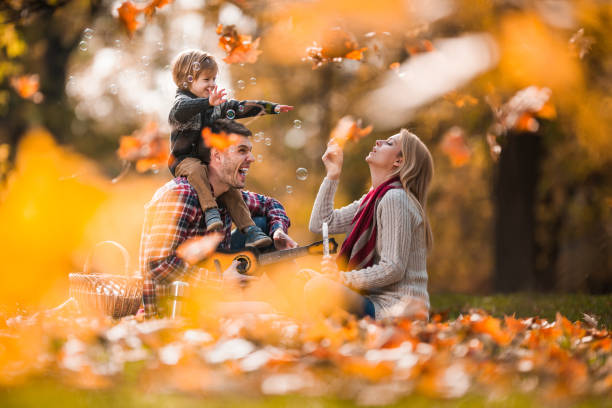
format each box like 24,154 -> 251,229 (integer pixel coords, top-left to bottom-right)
209,86 -> 228,106
274,105 -> 294,113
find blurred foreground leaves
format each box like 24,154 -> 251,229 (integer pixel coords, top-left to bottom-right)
0,303 -> 610,405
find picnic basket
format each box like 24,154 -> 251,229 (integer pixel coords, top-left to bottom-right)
69,241 -> 143,319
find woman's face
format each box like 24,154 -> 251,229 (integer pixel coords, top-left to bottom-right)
365,133 -> 403,170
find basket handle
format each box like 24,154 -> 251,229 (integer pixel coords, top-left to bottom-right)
84,240 -> 130,276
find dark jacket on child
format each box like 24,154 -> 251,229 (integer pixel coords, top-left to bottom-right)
168,89 -> 279,175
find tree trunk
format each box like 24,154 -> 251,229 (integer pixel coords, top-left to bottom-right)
494,131 -> 543,291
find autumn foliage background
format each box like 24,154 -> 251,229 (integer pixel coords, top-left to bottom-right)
0,0 -> 611,405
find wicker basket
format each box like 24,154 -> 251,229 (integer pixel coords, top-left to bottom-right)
69,241 -> 142,319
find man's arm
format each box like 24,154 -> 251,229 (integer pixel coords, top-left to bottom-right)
143,184 -> 202,285
224,99 -> 292,119
241,191 -> 291,237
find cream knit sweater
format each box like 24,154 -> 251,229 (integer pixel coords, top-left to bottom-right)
309,177 -> 429,319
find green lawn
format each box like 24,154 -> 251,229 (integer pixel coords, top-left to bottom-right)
430,293 -> 612,328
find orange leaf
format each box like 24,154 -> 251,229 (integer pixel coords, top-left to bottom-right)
389,62 -> 400,71
10,75 -> 39,99
330,116 -> 373,148
217,24 -> 262,64
176,233 -> 224,265
117,1 -> 141,34
344,47 -> 367,61
116,121 -> 169,172
472,316 -> 512,346
440,126 -> 471,167
201,128 -> 240,151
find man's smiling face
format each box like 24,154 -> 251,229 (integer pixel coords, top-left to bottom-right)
218,135 -> 255,189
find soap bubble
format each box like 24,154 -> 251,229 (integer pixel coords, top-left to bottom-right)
114,39 -> 122,49
296,168 -> 308,181
257,154 -> 263,162
237,80 -> 246,90
187,75 -> 193,82
286,185 -> 293,194
83,28 -> 94,40
293,119 -> 302,129
109,84 -> 118,95
157,41 -> 164,51
238,105 -> 245,112
182,82 -> 188,89
264,137 -> 272,146
193,62 -> 201,71
254,131 -> 264,142
141,56 -> 150,66
78,41 -> 88,52
226,109 -> 236,119
250,77 -> 257,85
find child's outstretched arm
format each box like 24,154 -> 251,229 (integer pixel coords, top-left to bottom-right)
223,99 -> 294,119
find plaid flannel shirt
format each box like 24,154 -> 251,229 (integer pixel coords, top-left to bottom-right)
139,177 -> 290,318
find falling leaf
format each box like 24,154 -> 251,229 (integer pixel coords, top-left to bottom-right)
498,86 -> 556,133
116,122 -> 169,173
569,28 -> 595,59
304,27 -> 367,69
117,2 -> 141,35
440,126 -> 471,167
444,91 -> 478,108
389,62 -> 400,71
201,127 -> 240,151
176,233 -> 224,266
10,74 -> 43,103
117,0 -> 173,35
406,39 -> 435,56
216,24 -> 263,64
330,116 -> 373,148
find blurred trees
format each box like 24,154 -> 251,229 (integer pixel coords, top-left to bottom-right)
0,0 -> 610,301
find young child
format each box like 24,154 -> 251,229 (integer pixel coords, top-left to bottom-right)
168,49 -> 293,248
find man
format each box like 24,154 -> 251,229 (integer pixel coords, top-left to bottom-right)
139,119 -> 297,318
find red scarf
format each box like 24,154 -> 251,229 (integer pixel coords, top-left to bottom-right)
338,176 -> 403,270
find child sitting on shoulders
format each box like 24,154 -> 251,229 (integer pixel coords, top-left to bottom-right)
169,49 -> 293,247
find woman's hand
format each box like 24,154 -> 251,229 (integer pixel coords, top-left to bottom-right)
321,255 -> 340,281
209,85 -> 227,106
322,140 -> 343,180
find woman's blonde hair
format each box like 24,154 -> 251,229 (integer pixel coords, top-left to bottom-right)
392,129 -> 434,250
171,49 -> 218,89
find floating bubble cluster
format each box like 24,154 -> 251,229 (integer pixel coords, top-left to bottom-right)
83,28 -> 95,40
296,168 -> 308,181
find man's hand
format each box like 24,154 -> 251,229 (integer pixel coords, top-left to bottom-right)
209,85 -> 227,106
222,260 -> 256,289
272,229 -> 298,250
274,105 -> 294,113
322,140 -> 343,180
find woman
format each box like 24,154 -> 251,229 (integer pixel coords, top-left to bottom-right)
306,129 -> 434,320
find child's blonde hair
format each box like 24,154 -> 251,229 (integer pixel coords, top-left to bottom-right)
171,49 -> 218,89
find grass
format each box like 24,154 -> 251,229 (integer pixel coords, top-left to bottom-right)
1,381 -> 611,408
430,292 -> 612,328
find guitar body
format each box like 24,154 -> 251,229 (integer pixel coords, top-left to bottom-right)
199,248 -> 261,276
197,238 -> 338,277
